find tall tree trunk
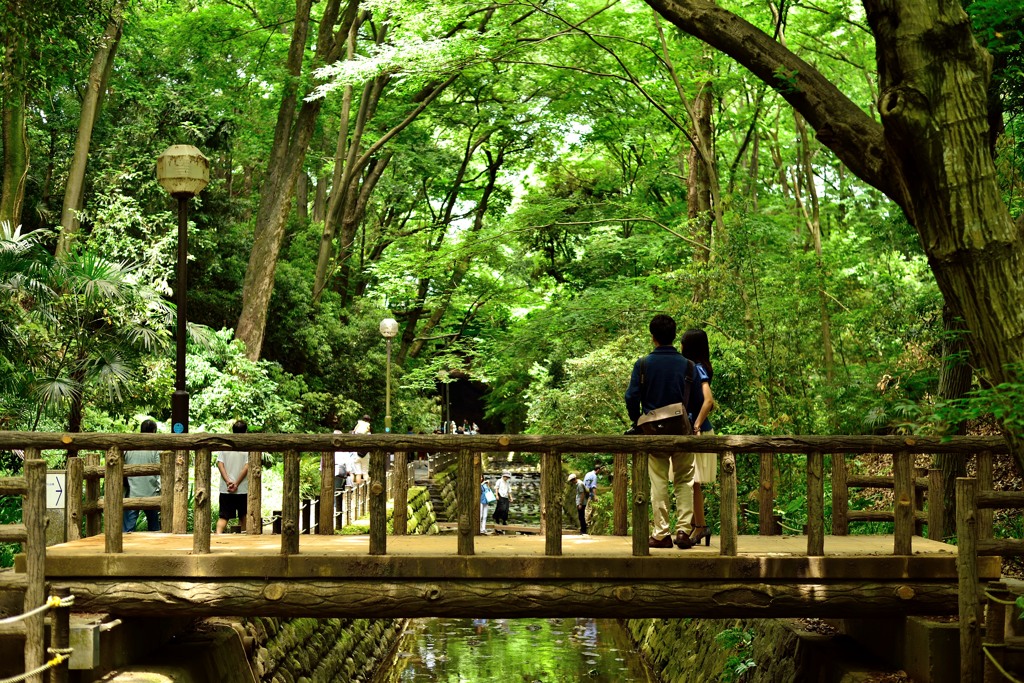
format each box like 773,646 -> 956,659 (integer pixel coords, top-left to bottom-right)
643,0 -> 1024,473
235,0 -> 354,359
793,111 -> 835,383
687,81 -> 713,269
0,34 -> 28,229
334,152 -> 391,305
56,2 -> 124,259
933,304 -> 971,539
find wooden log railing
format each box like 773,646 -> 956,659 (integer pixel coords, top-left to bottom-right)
957,477 -> 1024,683
4,432 -> 1012,560
5,432 -> 1020,683
832,457 -> 949,541
0,453 -> 47,682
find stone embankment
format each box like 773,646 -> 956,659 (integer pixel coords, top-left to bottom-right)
239,617 -> 407,683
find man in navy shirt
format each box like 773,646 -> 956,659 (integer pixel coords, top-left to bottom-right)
625,314 -> 710,549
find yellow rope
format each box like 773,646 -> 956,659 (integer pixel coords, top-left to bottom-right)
983,644 -> 1024,683
985,589 -> 1020,606
0,653 -> 69,683
0,594 -> 75,626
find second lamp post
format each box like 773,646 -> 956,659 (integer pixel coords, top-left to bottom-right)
379,318 -> 399,433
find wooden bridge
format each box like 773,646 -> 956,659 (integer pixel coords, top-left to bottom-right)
1,432 -> 1023,683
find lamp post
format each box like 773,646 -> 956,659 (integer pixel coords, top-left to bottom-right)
379,318 -> 399,433
157,145 -> 210,434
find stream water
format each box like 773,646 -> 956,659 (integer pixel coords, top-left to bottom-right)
377,617 -> 658,682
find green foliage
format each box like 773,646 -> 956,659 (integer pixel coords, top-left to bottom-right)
185,329 -> 304,433
715,626 -> 756,682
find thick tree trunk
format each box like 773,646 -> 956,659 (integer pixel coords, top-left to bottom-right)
0,35 -> 28,230
864,1 -> 1024,474
56,2 -> 124,259
644,0 -> 1024,473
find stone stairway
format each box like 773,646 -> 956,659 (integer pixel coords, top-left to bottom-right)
425,479 -> 450,524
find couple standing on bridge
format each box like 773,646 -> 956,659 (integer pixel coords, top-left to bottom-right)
626,314 -> 716,550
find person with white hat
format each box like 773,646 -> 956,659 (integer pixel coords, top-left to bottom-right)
493,470 -> 514,530
567,472 -> 588,535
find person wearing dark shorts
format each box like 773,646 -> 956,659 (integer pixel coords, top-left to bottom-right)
215,420 -> 250,533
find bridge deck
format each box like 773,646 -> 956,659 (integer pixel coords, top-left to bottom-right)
30,533 -> 999,581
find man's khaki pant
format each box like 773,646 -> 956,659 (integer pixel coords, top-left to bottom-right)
649,452 -> 694,540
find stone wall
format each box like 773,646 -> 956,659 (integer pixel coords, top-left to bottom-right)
626,617 -> 835,683
434,467 -> 459,522
240,617 -> 407,683
235,479 -> 441,682
388,485 -> 439,534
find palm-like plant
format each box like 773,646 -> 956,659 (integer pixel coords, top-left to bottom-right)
0,221 -> 173,432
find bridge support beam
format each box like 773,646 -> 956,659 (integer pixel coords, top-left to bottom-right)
57,579 -> 963,620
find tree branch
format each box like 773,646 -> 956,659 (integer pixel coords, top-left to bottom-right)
642,0 -> 906,209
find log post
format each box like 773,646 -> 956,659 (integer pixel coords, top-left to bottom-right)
983,581 -> 1007,683
613,452 -> 627,535
247,451 -> 262,535
193,448 -> 212,554
23,455 -> 46,682
831,453 -> 848,536
67,456 -> 83,542
913,466 -> 928,536
172,449 -> 190,534
977,451 -> 993,540
957,477 -> 982,683
457,449 -> 475,556
104,447 -> 124,554
720,451 -> 738,556
49,585 -> 71,683
393,450 -> 408,535
473,452 -> 483,536
807,451 -> 824,557
84,453 -> 100,537
319,450 -> 333,535
543,450 -> 562,556
928,468 -> 944,541
281,450 -> 300,555
631,452 -> 649,556
159,451 -> 174,534
759,453 -> 774,535
369,450 -> 387,555
346,484 -> 354,528
893,452 -> 914,555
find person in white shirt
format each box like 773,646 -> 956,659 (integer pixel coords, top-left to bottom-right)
215,420 -> 250,533
350,415 -> 371,483
493,471 -> 513,530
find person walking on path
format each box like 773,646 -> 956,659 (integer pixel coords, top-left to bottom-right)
568,473 -> 588,535
582,463 -> 603,530
625,314 -> 712,549
480,476 -> 496,534
493,471 -> 513,530
681,328 -> 716,546
350,414 -> 371,484
123,419 -> 161,532
215,420 -> 250,533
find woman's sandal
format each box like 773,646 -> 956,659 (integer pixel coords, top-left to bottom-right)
689,525 -> 712,546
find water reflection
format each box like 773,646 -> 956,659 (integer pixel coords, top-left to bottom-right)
380,618 -> 657,682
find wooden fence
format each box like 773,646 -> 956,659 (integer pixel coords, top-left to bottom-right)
0,432 -> 1019,683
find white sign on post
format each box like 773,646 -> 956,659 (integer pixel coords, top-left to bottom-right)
46,472 -> 66,509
